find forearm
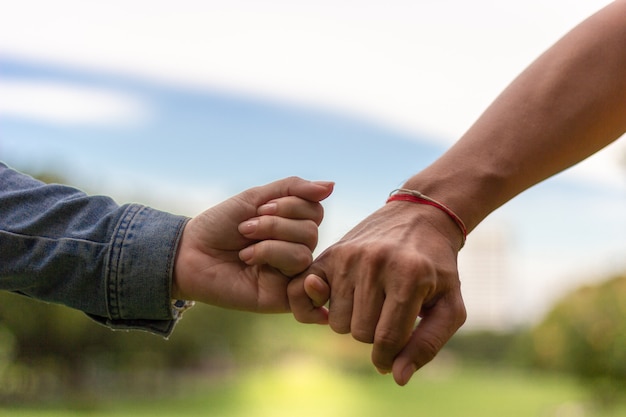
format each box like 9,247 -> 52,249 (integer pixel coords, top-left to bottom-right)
0,162 -> 189,335
405,0 -> 626,232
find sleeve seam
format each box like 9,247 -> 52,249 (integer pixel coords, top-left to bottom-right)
105,204 -> 143,320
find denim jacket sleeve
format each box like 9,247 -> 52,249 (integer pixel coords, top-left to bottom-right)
0,162 -> 190,336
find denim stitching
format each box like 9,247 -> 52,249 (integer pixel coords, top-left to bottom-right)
106,204 -> 141,320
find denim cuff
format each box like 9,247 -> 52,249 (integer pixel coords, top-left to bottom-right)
96,204 -> 190,336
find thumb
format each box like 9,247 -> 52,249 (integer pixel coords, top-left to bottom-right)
304,274 -> 331,307
304,180 -> 335,202
248,177 -> 334,206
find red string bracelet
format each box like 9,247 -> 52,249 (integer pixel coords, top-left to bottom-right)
386,189 -> 467,249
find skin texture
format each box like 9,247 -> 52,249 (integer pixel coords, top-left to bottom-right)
289,0 -> 626,386
172,176 -> 333,313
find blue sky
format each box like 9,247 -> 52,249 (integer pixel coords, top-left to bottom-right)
1,0 -> 624,328
0,58 -> 444,220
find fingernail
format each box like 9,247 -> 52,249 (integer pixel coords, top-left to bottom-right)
312,181 -> 334,187
240,219 -> 259,234
239,246 -> 254,263
258,202 -> 277,215
311,277 -> 327,293
400,364 -> 416,385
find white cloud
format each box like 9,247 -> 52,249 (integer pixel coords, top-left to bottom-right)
0,0 -> 612,139
0,79 -> 150,126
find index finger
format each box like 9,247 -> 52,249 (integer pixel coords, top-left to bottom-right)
288,271 -> 329,325
257,195 -> 325,225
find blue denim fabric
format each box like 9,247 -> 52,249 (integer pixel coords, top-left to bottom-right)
0,162 -> 189,336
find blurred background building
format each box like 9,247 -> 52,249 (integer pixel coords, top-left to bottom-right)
459,221 -> 514,331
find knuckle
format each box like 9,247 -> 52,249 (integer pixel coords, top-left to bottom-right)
351,327 -> 375,344
282,176 -> 303,198
287,284 -> 315,324
330,324 -> 351,335
373,327 -> 403,352
312,204 -> 325,225
360,244 -> 390,264
249,241 -> 268,262
284,249 -> 313,277
328,318 -> 351,335
287,280 -> 303,299
302,220 -> 319,249
452,298 -> 468,328
292,309 -> 315,324
261,215 -> 279,234
392,256 -> 437,294
293,242 -> 313,262
415,335 -> 444,364
285,175 -> 302,183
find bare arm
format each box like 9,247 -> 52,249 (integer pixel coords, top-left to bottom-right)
408,0 -> 626,232
290,0 -> 626,386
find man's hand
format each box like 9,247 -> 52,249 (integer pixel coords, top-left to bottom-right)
289,200 -> 466,385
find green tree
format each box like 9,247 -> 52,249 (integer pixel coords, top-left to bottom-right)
0,290 -> 264,401
0,168 -> 266,402
531,274 -> 626,405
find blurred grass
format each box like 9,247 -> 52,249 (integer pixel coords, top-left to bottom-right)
2,314 -> 626,416
2,359 -> 625,417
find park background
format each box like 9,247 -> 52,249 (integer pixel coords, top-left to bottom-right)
1,0 -> 626,415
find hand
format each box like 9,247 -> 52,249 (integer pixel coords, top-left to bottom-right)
173,177 -> 334,313
289,200 -> 466,385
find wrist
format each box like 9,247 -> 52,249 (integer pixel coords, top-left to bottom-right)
171,240 -> 197,321
401,157 -> 507,234
379,198 -> 465,253
387,189 -> 467,249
